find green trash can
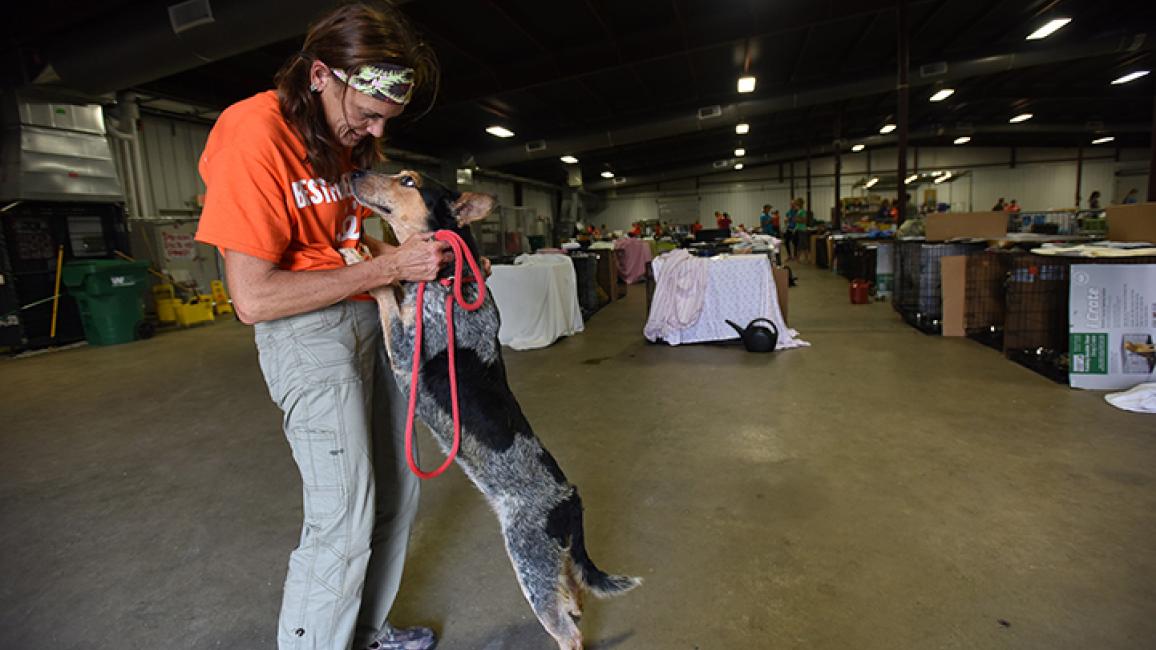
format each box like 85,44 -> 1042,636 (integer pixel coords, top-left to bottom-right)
61,259 -> 152,346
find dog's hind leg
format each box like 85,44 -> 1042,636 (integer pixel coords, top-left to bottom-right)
503,528 -> 584,650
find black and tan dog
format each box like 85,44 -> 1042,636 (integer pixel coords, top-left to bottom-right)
346,169 -> 640,650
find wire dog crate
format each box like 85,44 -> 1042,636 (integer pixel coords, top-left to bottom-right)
894,240 -> 987,334
963,249 -> 1022,350
1003,254 -> 1156,382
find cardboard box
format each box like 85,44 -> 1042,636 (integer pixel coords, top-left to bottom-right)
773,266 -> 789,325
1069,264 -> 1156,389
1106,202 -> 1156,243
939,255 -> 968,337
925,212 -> 1008,241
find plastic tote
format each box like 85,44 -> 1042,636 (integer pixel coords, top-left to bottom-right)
61,259 -> 152,345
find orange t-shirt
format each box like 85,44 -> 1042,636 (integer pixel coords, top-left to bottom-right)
195,91 -> 370,272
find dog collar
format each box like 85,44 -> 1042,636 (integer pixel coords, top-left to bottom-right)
330,63 -> 415,105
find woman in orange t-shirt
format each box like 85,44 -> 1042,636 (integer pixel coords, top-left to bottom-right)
195,4 -> 445,649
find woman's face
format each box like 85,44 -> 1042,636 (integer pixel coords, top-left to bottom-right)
311,63 -> 406,147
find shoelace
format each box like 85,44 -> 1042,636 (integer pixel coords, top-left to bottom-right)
404,229 -> 487,479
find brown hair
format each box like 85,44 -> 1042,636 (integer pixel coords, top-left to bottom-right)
274,1 -> 438,181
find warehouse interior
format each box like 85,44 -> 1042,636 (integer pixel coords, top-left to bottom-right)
2,1 -> 1155,649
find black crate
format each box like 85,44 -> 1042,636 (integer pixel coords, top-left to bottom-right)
814,234 -> 830,269
893,240 -> 986,334
964,250 -> 1022,350
1003,254 -> 1156,382
569,253 -> 599,320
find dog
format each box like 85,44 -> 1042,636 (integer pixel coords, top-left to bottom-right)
345,169 -> 640,650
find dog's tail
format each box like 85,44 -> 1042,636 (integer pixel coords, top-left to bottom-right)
564,491 -> 642,599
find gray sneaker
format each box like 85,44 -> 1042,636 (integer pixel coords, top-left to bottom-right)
365,623 -> 437,650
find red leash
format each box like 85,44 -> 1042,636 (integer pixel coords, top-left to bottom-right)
404,229 -> 487,479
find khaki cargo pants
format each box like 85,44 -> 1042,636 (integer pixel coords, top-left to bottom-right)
255,300 -> 419,650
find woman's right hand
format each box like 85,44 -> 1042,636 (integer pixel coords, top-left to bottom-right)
378,234 -> 452,284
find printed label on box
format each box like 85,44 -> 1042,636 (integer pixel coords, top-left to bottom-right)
1069,333 -> 1108,374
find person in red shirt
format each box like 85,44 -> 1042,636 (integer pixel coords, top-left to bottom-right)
195,4 -> 448,649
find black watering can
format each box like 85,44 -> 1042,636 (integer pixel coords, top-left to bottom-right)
725,318 -> 779,353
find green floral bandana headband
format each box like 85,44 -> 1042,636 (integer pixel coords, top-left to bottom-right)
330,63 -> 415,105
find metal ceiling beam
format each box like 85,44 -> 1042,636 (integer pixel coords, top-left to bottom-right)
475,32 -> 1151,168
436,0 -> 937,108
583,122 -> 1152,191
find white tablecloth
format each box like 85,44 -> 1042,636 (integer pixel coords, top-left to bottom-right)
487,254 -> 584,350
647,254 -> 808,349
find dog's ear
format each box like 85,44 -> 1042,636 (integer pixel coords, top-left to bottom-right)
452,192 -> 496,226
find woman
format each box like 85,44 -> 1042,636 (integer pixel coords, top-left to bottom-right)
195,3 -> 446,649
1088,190 -> 1101,210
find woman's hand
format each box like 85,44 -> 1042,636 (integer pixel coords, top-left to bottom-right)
372,234 -> 452,284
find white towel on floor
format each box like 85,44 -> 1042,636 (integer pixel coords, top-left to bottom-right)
1104,383 -> 1156,414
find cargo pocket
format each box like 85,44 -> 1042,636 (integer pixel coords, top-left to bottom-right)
291,304 -> 362,385
288,428 -> 346,522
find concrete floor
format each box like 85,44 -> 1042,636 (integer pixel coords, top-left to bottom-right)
2,264 -> 1155,650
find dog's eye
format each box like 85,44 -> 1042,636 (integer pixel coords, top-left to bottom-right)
399,175 -> 416,188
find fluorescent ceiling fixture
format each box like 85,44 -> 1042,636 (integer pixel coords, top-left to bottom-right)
734,148 -> 746,157
879,123 -> 897,134
737,76 -> 756,93
485,126 -> 514,138
935,172 -> 953,184
953,136 -> 971,145
559,155 -> 578,164
1091,136 -> 1115,145
929,88 -> 955,102
735,123 -> 750,134
600,170 -> 615,178
851,144 -> 866,152
1111,70 -> 1151,85
1026,17 -> 1071,40
734,163 -> 745,170
905,174 -> 919,184
864,177 -> 879,189
1009,113 -> 1034,123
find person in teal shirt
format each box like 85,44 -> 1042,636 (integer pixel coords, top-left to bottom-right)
758,204 -> 777,236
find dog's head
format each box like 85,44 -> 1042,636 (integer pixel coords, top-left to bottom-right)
350,169 -> 496,247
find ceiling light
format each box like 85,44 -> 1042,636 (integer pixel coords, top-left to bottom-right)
734,163 -> 744,170
851,144 -> 865,152
559,155 -> 578,164
485,126 -> 514,138
734,148 -> 746,157
929,88 -> 955,102
600,170 -> 615,178
1026,17 -> 1071,40
612,177 -> 627,185
864,177 -> 879,189
737,76 -> 756,93
1111,70 -> 1151,85
953,136 -> 971,145
1009,113 -> 1034,123
1091,136 -> 1115,145
905,174 -> 919,184
735,123 -> 750,134
879,123 -> 897,134
935,172 -> 953,184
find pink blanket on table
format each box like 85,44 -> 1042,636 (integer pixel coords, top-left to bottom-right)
614,237 -> 653,284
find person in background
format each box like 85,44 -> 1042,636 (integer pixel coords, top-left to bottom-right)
759,204 -> 775,236
630,221 -> 642,237
992,197 -> 1006,211
691,218 -> 703,235
784,199 -> 801,261
772,209 -> 781,233
1088,191 -> 1101,210
1007,199 -> 1022,214
718,211 -> 733,230
1123,188 -> 1140,204
195,4 -> 450,649
877,198 -> 891,221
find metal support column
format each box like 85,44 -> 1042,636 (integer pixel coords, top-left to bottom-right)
896,0 -> 910,225
833,116 -> 843,230
806,145 -> 813,218
789,162 -> 796,200
1149,89 -> 1156,201
1075,145 -> 1084,208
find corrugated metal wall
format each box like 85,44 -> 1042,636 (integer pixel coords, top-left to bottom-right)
138,115 -> 211,216
593,147 -> 1148,231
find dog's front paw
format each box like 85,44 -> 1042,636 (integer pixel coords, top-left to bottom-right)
338,245 -> 373,266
